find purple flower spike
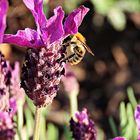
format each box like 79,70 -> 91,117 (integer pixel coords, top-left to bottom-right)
0,99 -> 16,140
5,0 -> 89,107
10,62 -> 25,100
0,52 -> 24,111
135,105 -> 140,139
0,52 -> 11,111
70,108 -> 96,140
135,105 -> 140,131
112,137 -> 126,140
0,0 -> 8,43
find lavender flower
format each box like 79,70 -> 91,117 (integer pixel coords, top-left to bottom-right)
62,65 -> 79,95
0,0 -> 9,111
3,0 -> 89,107
112,137 -> 126,140
135,105 -> 140,131
70,108 -> 96,140
0,52 -> 11,111
0,0 -> 8,43
0,52 -> 24,110
10,62 -> 25,100
0,52 -> 23,139
0,98 -> 16,140
135,105 -> 140,140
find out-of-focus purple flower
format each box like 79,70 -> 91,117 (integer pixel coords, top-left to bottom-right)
0,52 -> 22,139
62,65 -> 79,95
137,134 -> 140,140
10,62 -> 25,100
112,137 -> 126,140
135,105 -> 140,131
135,105 -> 140,140
0,98 -> 16,140
0,52 -> 11,111
3,0 -> 89,107
70,108 -> 96,140
0,52 -> 24,111
0,0 -> 8,43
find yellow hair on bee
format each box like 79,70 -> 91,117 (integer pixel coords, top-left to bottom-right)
73,32 -> 86,43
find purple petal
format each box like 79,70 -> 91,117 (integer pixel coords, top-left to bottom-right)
113,137 -> 126,140
135,105 -> 140,131
41,6 -> 64,45
23,0 -> 47,34
64,5 -> 89,36
75,108 -> 89,125
3,28 -> 43,48
0,0 -> 8,43
138,134 -> 140,140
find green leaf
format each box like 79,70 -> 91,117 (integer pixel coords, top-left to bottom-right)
24,107 -> 34,138
117,0 -> 140,12
63,124 -> 72,140
91,0 -> 116,14
47,123 -> 59,140
120,102 -> 127,128
109,116 -> 118,137
123,103 -> 135,139
107,7 -> 126,31
127,87 -> 137,109
26,96 -> 35,113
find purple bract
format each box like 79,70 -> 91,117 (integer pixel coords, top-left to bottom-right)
3,0 -> 89,48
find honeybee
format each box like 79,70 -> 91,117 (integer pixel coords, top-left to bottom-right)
59,32 -> 94,65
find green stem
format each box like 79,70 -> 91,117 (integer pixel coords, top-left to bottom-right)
109,116 -> 118,137
33,107 -> 42,140
69,91 -> 78,118
17,101 -> 24,140
40,114 -> 47,140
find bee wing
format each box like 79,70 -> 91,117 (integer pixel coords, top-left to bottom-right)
81,42 -> 94,56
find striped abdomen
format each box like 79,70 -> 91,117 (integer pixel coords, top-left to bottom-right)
67,45 -> 86,65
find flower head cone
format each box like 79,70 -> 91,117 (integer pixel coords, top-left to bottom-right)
3,0 -> 89,107
70,108 -> 96,140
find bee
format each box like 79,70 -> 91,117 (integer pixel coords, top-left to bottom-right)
59,32 -> 94,65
